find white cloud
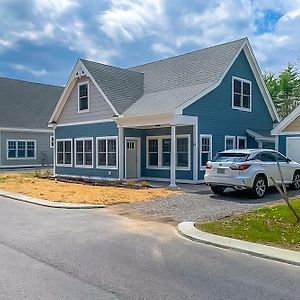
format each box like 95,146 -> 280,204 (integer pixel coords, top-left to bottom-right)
98,0 -> 167,42
12,23 -> 54,41
33,0 -> 78,17
12,64 -> 48,76
151,42 -> 176,56
58,20 -> 118,63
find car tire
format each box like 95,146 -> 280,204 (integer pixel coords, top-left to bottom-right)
251,175 -> 267,199
211,185 -> 226,195
292,171 -> 300,190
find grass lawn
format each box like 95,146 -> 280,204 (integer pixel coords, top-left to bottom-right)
0,172 -> 180,205
197,199 -> 300,251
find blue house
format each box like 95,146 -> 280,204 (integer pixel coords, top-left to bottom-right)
48,38 -> 279,186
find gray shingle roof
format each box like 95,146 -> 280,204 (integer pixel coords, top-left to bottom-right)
124,38 -> 246,116
81,38 -> 246,116
0,77 -> 63,129
80,59 -> 144,114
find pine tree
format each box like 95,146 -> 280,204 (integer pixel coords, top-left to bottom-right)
264,64 -> 300,119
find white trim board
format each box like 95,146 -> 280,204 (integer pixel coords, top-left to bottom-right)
0,164 -> 50,169
55,119 -> 114,127
0,127 -> 52,133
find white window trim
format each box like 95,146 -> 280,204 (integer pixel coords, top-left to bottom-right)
96,136 -> 118,170
232,76 -> 252,112
237,136 -> 247,149
146,134 -> 191,171
50,136 -> 54,148
74,137 -> 94,168
199,134 -> 212,171
6,139 -> 37,160
56,138 -> 73,167
225,135 -> 236,150
78,81 -> 89,114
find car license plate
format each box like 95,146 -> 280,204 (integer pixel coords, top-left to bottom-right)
217,168 -> 225,174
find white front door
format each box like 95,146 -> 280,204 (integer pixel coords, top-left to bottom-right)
126,140 -> 137,179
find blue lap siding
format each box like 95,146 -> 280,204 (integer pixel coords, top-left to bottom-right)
55,121 -> 119,179
183,50 -> 275,179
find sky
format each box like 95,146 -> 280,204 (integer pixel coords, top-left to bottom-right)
0,0 -> 300,86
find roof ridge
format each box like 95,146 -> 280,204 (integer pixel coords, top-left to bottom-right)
0,76 -> 63,88
129,37 -> 247,70
80,58 -> 144,75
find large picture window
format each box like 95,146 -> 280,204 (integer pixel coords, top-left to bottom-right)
146,135 -> 190,170
232,77 -> 251,111
96,137 -> 117,168
78,82 -> 89,112
200,135 -> 212,169
75,138 -> 93,167
56,139 -> 72,166
7,140 -> 36,159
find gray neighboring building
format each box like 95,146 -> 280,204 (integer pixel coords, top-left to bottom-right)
0,77 -> 63,168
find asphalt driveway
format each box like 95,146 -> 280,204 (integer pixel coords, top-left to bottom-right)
110,184 -> 300,223
0,195 -> 299,300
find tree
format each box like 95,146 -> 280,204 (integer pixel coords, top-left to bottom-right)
264,64 -> 300,119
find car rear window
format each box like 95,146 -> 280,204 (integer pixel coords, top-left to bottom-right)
213,153 -> 249,162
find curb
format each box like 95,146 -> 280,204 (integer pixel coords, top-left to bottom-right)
178,222 -> 300,267
0,190 -> 106,209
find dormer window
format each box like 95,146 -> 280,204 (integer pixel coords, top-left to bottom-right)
78,82 -> 89,113
232,77 -> 251,112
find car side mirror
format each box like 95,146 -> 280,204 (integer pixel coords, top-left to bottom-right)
286,158 -> 292,163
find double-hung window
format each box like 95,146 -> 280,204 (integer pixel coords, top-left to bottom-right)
96,137 -> 117,168
56,139 -> 72,166
200,135 -> 212,169
148,139 -> 159,166
232,77 -> 251,111
237,136 -> 247,149
225,136 -> 236,150
146,135 -> 190,169
78,82 -> 89,112
7,140 -> 36,159
75,138 -> 93,167
162,139 -> 171,167
177,137 -> 189,167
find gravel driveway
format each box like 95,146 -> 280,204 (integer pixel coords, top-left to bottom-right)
110,185 -> 300,224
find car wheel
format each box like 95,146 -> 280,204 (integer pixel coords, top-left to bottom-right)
211,185 -> 226,195
292,172 -> 300,190
251,176 -> 267,199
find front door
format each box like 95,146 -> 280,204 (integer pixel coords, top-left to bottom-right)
126,140 -> 137,179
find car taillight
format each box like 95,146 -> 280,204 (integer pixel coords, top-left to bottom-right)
230,163 -> 251,171
205,162 -> 212,169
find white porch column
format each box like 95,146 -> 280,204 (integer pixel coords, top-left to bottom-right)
170,125 -> 177,188
193,123 -> 198,182
118,125 -> 124,180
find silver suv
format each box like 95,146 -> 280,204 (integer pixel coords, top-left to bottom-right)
204,149 -> 300,198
